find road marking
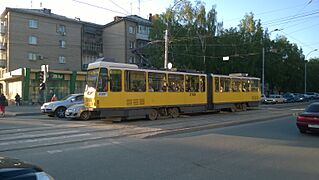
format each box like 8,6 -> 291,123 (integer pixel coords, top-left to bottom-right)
0,130 -> 80,141
290,108 -> 304,111
0,133 -> 91,146
47,141 -> 120,154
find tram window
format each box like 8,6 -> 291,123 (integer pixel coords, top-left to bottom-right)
214,77 -> 220,92
110,69 -> 122,92
97,68 -> 108,92
168,74 -> 184,92
251,80 -> 259,92
148,72 -> 166,92
125,70 -> 146,92
220,77 -> 230,92
186,75 -> 199,92
231,78 -> 241,92
200,76 -> 205,92
242,80 -> 250,92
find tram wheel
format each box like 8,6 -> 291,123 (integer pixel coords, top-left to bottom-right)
168,108 -> 179,118
242,103 -> 247,111
147,109 -> 158,121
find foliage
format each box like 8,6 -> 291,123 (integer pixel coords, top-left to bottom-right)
143,0 -> 319,94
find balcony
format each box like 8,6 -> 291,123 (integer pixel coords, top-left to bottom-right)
0,24 -> 6,34
0,43 -> 6,50
0,59 -> 6,68
136,33 -> 149,41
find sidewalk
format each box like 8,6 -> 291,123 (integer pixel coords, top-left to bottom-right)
4,104 -> 42,117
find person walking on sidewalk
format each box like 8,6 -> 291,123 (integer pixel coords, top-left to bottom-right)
51,94 -> 57,102
0,93 -> 7,117
15,93 -> 21,106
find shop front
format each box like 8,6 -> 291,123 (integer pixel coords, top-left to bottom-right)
1,68 -> 86,104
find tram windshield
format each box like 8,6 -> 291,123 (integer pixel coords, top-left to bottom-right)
86,68 -> 108,92
86,68 -> 100,89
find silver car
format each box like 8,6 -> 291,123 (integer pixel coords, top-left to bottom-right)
41,94 -> 84,118
65,103 -> 91,120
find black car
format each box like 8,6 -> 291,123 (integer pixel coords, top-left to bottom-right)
0,156 -> 54,180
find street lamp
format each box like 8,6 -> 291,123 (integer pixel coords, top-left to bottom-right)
304,49 -> 318,94
164,0 -> 183,69
261,28 -> 282,95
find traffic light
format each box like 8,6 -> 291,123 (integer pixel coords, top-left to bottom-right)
39,71 -> 45,83
39,82 -> 46,90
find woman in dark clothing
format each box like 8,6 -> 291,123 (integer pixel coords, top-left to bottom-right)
0,93 -> 7,117
15,93 -> 21,106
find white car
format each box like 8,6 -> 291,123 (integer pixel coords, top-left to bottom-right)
65,103 -> 91,120
269,94 -> 286,103
41,94 -> 83,118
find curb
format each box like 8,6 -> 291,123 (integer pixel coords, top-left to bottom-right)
144,114 -> 292,138
4,112 -> 42,117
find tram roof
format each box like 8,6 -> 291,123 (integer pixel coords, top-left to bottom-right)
88,60 -> 139,69
88,59 -> 259,79
212,74 -> 260,80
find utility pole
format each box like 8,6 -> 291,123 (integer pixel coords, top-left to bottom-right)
262,47 -> 265,95
164,29 -> 169,69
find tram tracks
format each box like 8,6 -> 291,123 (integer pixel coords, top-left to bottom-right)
0,106 -> 300,153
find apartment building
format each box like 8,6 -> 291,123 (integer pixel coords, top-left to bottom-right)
0,7 -> 151,104
0,8 -> 86,103
103,15 -> 152,65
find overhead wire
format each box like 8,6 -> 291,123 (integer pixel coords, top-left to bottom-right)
72,0 -> 129,16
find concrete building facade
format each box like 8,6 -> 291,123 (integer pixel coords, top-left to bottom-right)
103,15 -> 152,65
0,8 -> 151,104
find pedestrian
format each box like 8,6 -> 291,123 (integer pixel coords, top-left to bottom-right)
0,93 -> 7,117
15,93 -> 21,106
51,94 -> 57,102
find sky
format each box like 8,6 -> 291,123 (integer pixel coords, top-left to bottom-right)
1,0 -> 318,59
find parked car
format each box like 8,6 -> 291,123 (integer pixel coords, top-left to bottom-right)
261,94 -> 266,103
283,93 -> 295,103
41,94 -> 84,118
262,95 -> 276,104
293,93 -> 306,102
269,94 -> 286,103
296,102 -> 319,134
65,103 -> 91,120
0,156 -> 54,180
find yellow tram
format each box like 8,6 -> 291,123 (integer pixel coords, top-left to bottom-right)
84,58 -> 261,120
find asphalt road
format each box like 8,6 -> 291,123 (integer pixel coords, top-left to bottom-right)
1,114 -> 318,180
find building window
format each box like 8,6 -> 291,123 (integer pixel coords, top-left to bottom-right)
28,36 -> 37,45
129,41 -> 135,49
128,26 -> 135,34
57,24 -> 66,35
28,53 -> 37,61
58,56 -> 65,64
138,25 -> 149,35
59,40 -> 66,48
28,20 -> 38,28
128,56 -> 135,63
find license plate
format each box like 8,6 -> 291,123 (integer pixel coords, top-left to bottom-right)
308,124 -> 319,128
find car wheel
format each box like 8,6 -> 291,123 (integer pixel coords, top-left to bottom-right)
299,128 -> 307,134
55,107 -> 66,118
79,111 -> 90,121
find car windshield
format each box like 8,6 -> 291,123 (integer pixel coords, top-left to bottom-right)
306,104 -> 319,113
60,94 -> 76,101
